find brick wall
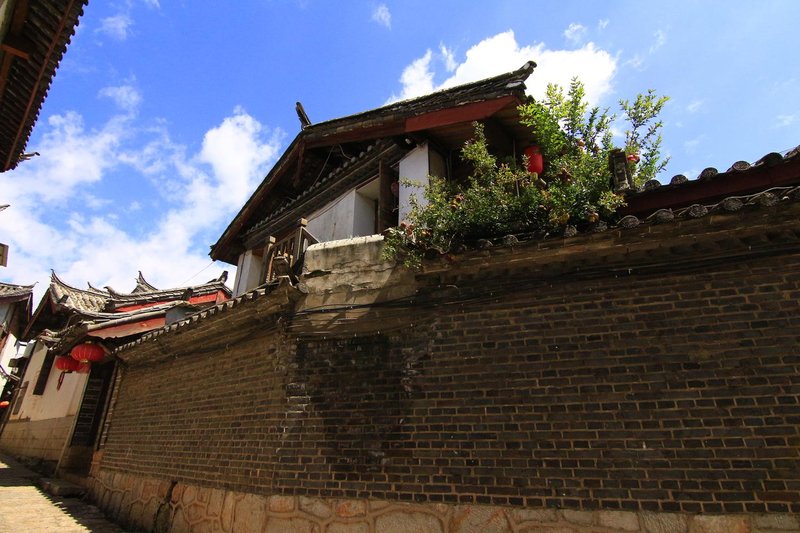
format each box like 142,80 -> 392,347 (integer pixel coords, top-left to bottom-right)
97,246 -> 800,519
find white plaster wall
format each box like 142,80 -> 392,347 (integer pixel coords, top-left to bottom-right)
353,191 -> 377,237
233,249 -> 264,296
307,190 -> 357,242
398,143 -> 445,222
0,301 -> 22,393
10,342 -> 87,422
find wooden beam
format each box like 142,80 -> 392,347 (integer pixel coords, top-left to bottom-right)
1,35 -> 34,60
482,117 -> 515,155
304,122 -> 406,149
404,95 -> 519,133
378,159 -> 398,231
291,140 -> 305,187
11,0 -> 29,35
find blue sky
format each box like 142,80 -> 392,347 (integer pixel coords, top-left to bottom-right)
1,1 -> 798,300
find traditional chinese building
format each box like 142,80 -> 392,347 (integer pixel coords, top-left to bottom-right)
0,271 -> 230,482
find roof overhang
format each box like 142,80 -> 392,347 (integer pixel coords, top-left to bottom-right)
0,0 -> 87,171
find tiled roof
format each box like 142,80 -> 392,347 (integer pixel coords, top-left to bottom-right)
0,281 -> 34,302
0,0 -> 88,171
47,271 -> 231,313
25,271 -> 232,347
622,145 -> 800,216
49,271 -> 107,314
301,61 -> 536,142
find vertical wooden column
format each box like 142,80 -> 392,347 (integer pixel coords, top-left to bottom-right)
378,160 -> 398,231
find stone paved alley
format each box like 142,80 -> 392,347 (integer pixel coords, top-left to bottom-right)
0,454 -> 127,532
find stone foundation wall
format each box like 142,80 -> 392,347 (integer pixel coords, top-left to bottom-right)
91,469 -> 798,533
0,416 -> 75,462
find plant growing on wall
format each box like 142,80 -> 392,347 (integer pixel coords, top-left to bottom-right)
383,79 -> 669,268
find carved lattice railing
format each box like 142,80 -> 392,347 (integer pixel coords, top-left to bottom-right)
262,218 -> 318,283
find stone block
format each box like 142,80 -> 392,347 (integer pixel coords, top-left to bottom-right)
327,521 -> 370,533
170,506 -> 191,533
187,501 -> 208,524
376,511 -> 443,533
220,491 -> 236,532
369,500 -> 392,511
518,527 -> 579,533
207,488 -> 225,518
300,496 -> 333,519
269,494 -> 296,513
127,501 -> 144,528
689,515 -> 751,533
560,509 -> 594,526
641,512 -> 688,533
265,516 -> 320,533
753,514 -> 799,530
450,506 -> 512,533
509,508 -> 559,524
597,510 -> 640,531
233,493 -> 267,533
182,484 -> 198,506
335,499 -> 367,518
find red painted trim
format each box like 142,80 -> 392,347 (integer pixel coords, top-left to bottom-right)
114,292 -> 224,313
405,96 -> 519,133
91,317 -> 166,339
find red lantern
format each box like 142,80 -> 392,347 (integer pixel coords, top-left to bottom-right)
71,342 -> 105,363
76,362 -> 92,374
524,145 -> 544,175
55,355 -> 80,372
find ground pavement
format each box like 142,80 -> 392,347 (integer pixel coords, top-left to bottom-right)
0,454 -> 128,532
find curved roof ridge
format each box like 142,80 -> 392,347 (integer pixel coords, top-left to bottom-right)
133,271 -> 159,293
86,282 -> 109,295
50,271 -> 108,312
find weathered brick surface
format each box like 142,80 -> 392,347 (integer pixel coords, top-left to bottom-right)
97,239 -> 800,519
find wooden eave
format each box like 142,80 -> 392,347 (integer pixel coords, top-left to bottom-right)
0,0 -> 87,172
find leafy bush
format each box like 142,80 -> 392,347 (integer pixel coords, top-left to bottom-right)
383,79 -> 668,268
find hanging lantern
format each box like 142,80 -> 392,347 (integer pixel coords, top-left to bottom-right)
524,145 -> 544,175
70,342 -> 105,363
55,355 -> 80,372
76,362 -> 92,374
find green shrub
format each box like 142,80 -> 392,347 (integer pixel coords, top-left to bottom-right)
383,79 -> 668,268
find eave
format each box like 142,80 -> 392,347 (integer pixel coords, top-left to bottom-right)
0,0 -> 87,171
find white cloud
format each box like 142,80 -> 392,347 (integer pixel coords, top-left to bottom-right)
649,29 -> 667,54
2,112 -> 123,205
564,23 -> 586,44
96,14 -> 133,40
687,100 -> 703,113
598,19 -> 609,30
776,114 -> 797,127
684,135 -> 705,153
372,4 -> 391,28
440,44 -> 457,72
624,53 -> 644,70
389,50 -> 435,102
98,84 -> 142,113
390,30 -> 617,106
0,107 -> 283,301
